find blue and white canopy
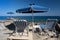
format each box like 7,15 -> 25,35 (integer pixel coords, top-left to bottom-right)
16,5 -> 49,13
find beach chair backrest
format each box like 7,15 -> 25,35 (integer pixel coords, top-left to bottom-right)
14,20 -> 28,32
46,21 -> 56,30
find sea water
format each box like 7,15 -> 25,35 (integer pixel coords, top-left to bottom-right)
0,16 -> 60,22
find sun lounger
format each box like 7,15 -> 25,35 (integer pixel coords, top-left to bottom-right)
13,20 -> 29,35
46,19 -> 58,31
7,20 -> 29,40
43,20 -> 58,38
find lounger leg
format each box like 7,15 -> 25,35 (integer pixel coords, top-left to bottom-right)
7,38 -> 10,40
22,32 -> 23,35
27,31 -> 28,36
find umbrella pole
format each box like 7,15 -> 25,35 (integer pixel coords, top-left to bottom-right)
32,10 -> 34,33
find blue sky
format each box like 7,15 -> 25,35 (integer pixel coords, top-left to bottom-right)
0,0 -> 60,16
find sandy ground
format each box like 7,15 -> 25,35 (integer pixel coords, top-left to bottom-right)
33,33 -> 58,40
0,29 -> 58,40
0,22 -> 12,40
0,28 -> 13,40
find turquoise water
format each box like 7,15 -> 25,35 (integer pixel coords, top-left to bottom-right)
0,16 -> 60,22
